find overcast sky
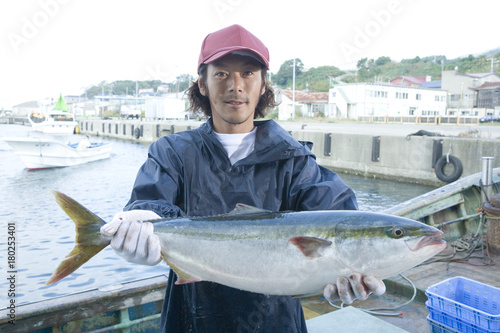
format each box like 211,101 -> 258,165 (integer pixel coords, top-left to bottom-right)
1,0 -> 498,109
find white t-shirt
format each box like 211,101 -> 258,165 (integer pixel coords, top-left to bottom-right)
214,127 -> 257,165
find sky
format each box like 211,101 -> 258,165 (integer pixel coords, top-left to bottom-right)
1,0 -> 499,109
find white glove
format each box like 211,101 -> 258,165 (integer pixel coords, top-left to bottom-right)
323,273 -> 386,305
100,210 -> 162,266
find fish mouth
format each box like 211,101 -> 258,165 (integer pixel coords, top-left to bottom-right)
406,230 -> 446,251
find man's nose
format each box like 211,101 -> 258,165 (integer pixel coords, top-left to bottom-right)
228,73 -> 243,92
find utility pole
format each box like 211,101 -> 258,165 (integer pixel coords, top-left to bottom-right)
487,58 -> 498,72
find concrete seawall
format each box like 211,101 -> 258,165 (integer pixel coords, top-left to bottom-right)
293,130 -> 499,185
18,117 -> 500,186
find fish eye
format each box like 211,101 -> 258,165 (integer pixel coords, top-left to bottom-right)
390,228 -> 405,238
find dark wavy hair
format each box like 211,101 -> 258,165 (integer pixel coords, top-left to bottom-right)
186,64 -> 277,119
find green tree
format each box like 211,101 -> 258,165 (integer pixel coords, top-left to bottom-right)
83,80 -> 168,99
296,66 -> 344,91
273,58 -> 304,87
375,56 -> 391,66
357,57 -> 368,70
174,74 -> 194,92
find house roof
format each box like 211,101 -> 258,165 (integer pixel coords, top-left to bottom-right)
457,72 -> 500,79
419,81 -> 441,88
391,76 -> 428,85
281,90 -> 329,102
13,101 -> 39,108
470,81 -> 500,90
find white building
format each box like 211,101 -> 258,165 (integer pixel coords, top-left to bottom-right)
274,88 -> 329,120
328,83 -> 447,119
145,95 -> 186,120
12,101 -> 40,116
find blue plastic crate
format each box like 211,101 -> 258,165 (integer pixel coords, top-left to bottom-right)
426,277 -> 500,331
428,316 -> 461,333
427,302 -> 499,333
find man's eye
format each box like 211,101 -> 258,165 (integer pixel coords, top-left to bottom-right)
215,72 -> 227,77
243,71 -> 253,76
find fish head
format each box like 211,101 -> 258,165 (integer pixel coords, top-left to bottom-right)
333,212 -> 446,279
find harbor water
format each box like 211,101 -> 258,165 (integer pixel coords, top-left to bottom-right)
0,124 -> 435,306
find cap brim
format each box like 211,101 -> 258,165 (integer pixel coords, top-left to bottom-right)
200,47 -> 269,70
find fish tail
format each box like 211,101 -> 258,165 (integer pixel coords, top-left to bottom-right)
46,190 -> 110,285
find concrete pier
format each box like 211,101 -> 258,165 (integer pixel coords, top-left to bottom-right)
294,130 -> 500,185
74,118 -> 500,186
5,116 -> 498,186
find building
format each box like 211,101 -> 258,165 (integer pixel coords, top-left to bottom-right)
63,95 -> 85,104
390,76 -> 432,87
12,101 -> 40,116
441,70 -> 500,115
419,81 -> 442,89
12,95 -> 88,117
274,88 -> 329,120
145,95 -> 187,120
70,101 -> 98,116
471,82 -> 500,112
328,82 -> 447,119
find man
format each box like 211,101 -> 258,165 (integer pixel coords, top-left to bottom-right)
101,24 -> 385,332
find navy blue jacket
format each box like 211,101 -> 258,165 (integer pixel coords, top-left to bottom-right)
125,119 -> 357,332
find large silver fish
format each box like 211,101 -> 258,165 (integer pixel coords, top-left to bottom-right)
47,191 -> 446,296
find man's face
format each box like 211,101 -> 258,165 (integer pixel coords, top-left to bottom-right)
200,53 -> 265,133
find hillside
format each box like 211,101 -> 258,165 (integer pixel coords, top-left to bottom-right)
272,51 -> 500,92
82,50 -> 500,97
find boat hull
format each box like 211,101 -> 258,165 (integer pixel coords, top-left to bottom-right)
3,137 -> 112,169
0,275 -> 168,332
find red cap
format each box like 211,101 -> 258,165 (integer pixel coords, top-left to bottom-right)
197,24 -> 270,73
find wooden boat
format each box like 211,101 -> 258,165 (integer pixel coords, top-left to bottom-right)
383,163 -> 499,243
305,161 -> 500,331
3,137 -> 113,170
0,275 -> 168,332
1,165 -> 498,332
28,95 -> 78,134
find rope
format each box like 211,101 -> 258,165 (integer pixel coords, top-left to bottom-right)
327,273 -> 417,317
423,213 -> 494,267
325,210 -> 496,317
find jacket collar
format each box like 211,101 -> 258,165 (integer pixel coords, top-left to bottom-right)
199,118 -> 315,164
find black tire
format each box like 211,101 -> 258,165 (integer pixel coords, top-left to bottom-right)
435,155 -> 463,183
134,127 -> 141,139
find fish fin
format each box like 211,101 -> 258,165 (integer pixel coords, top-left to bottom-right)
46,190 -> 110,285
289,236 -> 332,258
227,203 -> 272,216
163,257 -> 202,285
175,277 -> 202,285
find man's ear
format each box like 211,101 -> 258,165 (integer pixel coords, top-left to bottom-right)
199,78 -> 207,97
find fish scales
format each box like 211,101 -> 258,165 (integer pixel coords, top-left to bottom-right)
46,191 -> 446,297
155,211 -> 343,295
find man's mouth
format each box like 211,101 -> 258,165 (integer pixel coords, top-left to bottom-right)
226,100 -> 245,105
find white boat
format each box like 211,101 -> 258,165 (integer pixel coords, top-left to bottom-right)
3,137 -> 113,170
28,94 -> 78,134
